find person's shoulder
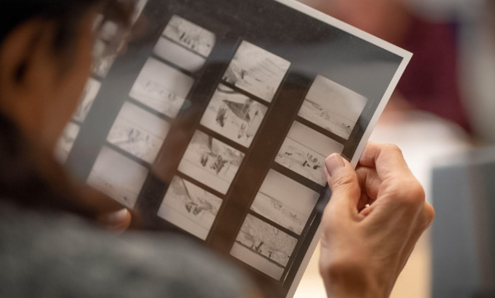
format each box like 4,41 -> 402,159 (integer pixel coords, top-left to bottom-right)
0,202 -> 253,298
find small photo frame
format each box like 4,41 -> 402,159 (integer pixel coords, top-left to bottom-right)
231,214 -> 298,280
178,130 -> 245,194
87,146 -> 149,208
251,169 -> 319,235
158,176 -> 223,240
129,57 -> 195,118
107,101 -> 171,164
223,40 -> 290,103
275,121 -> 344,186
200,84 -> 268,148
298,75 -> 368,140
154,15 -> 216,72
162,15 -> 216,58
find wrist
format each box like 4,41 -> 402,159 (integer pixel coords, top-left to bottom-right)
320,259 -> 386,298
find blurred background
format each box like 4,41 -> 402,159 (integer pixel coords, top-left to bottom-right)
294,0 -> 495,297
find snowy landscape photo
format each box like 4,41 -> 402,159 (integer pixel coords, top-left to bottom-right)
107,102 -> 171,164
298,75 -> 368,140
158,176 -> 222,240
231,214 -> 298,280
155,15 -> 216,72
200,84 -> 267,148
178,130 -> 245,194
129,57 -> 194,118
251,169 -> 320,235
87,146 -> 149,208
275,121 -> 344,186
222,41 -> 290,102
163,15 -> 216,58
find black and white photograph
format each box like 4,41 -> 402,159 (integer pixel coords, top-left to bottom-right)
200,84 -> 267,148
275,121 -> 344,186
107,102 -> 171,164
178,130 -> 245,194
54,122 -> 80,164
251,169 -> 319,235
157,176 -> 222,240
162,15 -> 216,59
73,78 -> 101,123
87,146 -> 149,208
222,40 -> 290,103
230,214 -> 298,280
129,57 -> 194,118
154,15 -> 216,72
298,75 -> 368,140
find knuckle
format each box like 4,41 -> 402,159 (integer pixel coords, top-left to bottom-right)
383,143 -> 403,156
387,178 -> 425,208
424,203 -> 435,226
332,172 -> 354,188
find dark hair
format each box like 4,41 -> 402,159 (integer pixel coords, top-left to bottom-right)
1,0 -> 134,53
0,1 -> 134,218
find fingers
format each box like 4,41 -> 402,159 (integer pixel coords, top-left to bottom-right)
359,142 -> 414,181
78,185 -> 128,214
356,166 -> 381,208
325,153 -> 361,215
424,202 -> 435,226
97,209 -> 132,231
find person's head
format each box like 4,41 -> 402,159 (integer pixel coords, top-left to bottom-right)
0,0 -> 132,151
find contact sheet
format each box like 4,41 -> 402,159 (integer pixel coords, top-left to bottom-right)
56,0 -> 411,297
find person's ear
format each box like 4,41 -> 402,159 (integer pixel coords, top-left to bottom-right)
0,18 -> 68,142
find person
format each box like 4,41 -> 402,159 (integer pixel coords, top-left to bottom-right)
0,0 -> 434,297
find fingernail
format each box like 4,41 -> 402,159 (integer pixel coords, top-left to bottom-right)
326,153 -> 345,177
105,209 -> 129,226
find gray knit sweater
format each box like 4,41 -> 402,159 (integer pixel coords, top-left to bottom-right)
0,203 -> 252,298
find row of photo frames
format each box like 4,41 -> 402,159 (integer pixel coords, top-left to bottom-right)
230,75 -> 369,280
54,1 -> 150,164
84,103 -> 172,209
128,15 -> 216,119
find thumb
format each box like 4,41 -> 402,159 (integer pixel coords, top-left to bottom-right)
325,154 -> 360,212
